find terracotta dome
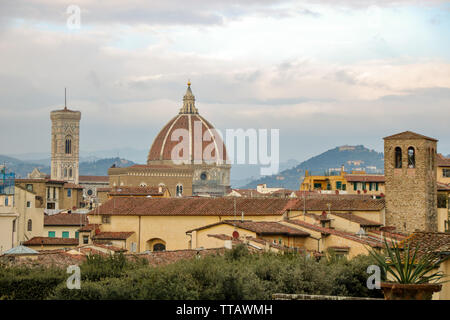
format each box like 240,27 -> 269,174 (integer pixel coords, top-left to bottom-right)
147,83 -> 227,164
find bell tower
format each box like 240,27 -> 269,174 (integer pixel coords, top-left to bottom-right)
384,131 -> 438,233
50,90 -> 81,184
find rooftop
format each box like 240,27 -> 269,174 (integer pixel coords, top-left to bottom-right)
2,245 -> 39,255
403,231 -> 450,256
44,212 -> 88,226
23,237 -> 79,246
330,212 -> 382,227
188,220 -> 310,237
285,219 -> 384,248
383,130 -> 438,142
437,154 -> 450,167
291,196 -> 385,212
92,232 -> 135,240
89,197 -> 298,217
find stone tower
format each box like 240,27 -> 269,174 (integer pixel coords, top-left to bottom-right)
50,101 -> 81,184
384,131 -> 438,233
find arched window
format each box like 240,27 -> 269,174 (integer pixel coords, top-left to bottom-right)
153,243 -> 166,251
64,168 -> 68,177
395,147 -> 402,168
69,168 -> 72,177
27,219 -> 32,231
408,147 -> 416,168
65,137 -> 72,154
176,184 -> 183,197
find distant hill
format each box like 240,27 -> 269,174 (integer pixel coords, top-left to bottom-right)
231,159 -> 300,188
241,145 -> 384,190
79,158 -> 135,176
0,155 -> 49,178
0,156 -> 135,178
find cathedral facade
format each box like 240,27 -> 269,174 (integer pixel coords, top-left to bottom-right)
108,83 -> 231,197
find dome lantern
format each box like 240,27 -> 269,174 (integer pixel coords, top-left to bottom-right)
179,81 -> 198,114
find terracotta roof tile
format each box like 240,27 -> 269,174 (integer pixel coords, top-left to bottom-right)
44,213 -> 88,226
437,154 -> 450,167
23,237 -> 79,246
92,232 -> 134,240
147,114 -> 228,162
89,197 -> 296,217
383,131 -> 438,142
285,219 -> 384,248
437,182 -> 450,191
207,234 -> 234,241
189,220 -> 309,236
292,196 -> 385,211
368,229 -> 408,241
78,224 -> 101,232
330,212 -> 382,227
403,232 -> 450,256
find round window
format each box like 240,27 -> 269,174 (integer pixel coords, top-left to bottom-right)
200,172 -> 207,180
87,189 -> 93,196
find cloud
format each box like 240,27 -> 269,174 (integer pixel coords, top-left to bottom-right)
0,0 -> 319,28
304,0 -> 448,8
0,0 -> 449,161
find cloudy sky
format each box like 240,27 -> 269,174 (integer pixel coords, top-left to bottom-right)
1,0 -> 450,164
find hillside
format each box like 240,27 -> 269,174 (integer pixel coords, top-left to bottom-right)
241,145 -> 384,190
0,156 -> 135,178
79,158 -> 135,176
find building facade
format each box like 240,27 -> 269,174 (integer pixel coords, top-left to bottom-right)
300,170 -> 385,196
15,178 -> 83,212
79,175 -> 109,209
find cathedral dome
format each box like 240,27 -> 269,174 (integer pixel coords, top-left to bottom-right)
147,83 -> 228,164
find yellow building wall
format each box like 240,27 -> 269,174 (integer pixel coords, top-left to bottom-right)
434,259 -> 450,300
43,226 -> 81,239
193,223 -> 308,250
322,235 -> 370,259
61,188 -> 83,210
437,208 -> 449,233
14,186 -> 44,245
193,224 -> 256,249
0,213 -> 17,253
328,214 -> 363,234
89,214 -> 282,252
281,219 -> 372,258
437,166 -> 450,185
301,175 -> 347,192
350,183 -> 385,195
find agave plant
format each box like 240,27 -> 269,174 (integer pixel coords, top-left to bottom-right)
368,237 -> 448,284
